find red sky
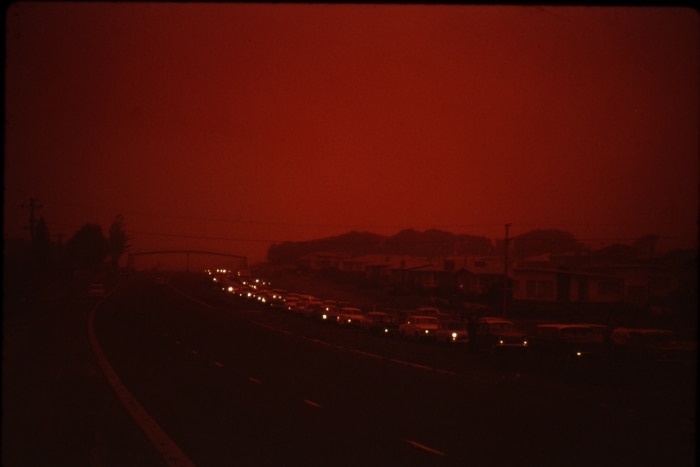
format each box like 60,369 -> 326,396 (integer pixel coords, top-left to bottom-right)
4,4 -> 698,268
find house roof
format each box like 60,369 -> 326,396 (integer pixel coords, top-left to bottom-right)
449,256 -> 504,275
511,266 -> 621,280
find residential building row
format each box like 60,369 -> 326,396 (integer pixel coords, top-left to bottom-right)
296,250 -> 695,309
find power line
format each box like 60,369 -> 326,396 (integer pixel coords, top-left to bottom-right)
20,197 -> 43,241
36,199 -> 698,233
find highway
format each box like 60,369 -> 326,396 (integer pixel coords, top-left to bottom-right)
3,272 -> 696,466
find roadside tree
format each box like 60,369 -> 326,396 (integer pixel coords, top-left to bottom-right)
66,223 -> 108,270
108,214 -> 130,269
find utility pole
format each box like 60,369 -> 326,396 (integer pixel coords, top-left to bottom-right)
502,223 -> 511,317
21,197 -> 43,242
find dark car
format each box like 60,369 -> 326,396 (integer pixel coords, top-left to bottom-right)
472,317 -> 528,353
529,323 -> 607,362
361,311 -> 399,336
610,327 -> 697,366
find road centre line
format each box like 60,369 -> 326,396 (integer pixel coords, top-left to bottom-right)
409,362 -> 433,371
405,439 -> 446,456
386,358 -> 411,366
348,348 -> 382,359
303,399 -> 322,408
248,376 -> 262,384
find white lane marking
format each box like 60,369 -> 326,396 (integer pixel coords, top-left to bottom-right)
348,349 -> 382,359
303,399 -> 322,408
387,358 -> 411,366
248,376 -> 262,384
88,306 -> 196,467
406,439 -> 446,456
190,349 -> 199,355
251,321 -> 277,332
410,363 -> 433,371
214,361 -> 224,368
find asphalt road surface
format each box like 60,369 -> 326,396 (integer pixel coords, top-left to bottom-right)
3,272 -> 696,466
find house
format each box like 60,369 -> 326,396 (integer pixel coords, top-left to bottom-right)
510,253 -> 683,307
510,267 -> 624,304
384,256 -> 436,288
298,252 -> 349,271
451,256 -> 505,296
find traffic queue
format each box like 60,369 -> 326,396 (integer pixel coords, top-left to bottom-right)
207,271 -> 696,368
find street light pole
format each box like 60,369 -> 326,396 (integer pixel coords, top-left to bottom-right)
502,223 -> 511,317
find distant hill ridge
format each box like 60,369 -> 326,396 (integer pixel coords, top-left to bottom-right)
266,228 -> 669,264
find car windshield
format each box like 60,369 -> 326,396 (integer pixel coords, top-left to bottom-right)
561,327 -> 604,340
416,317 -> 438,325
490,322 -> 515,333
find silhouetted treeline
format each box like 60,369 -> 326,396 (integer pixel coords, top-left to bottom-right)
4,215 -> 130,296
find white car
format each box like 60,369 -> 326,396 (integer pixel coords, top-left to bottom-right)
398,315 -> 440,340
336,307 -> 365,326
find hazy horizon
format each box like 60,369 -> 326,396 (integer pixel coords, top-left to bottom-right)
5,4 -> 697,268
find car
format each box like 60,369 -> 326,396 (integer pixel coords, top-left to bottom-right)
409,306 -> 452,320
361,311 -> 399,335
610,327 -> 697,366
435,320 -> 469,344
291,294 -> 317,316
268,289 -> 288,309
304,298 -> 326,319
529,323 -> 607,361
415,306 -> 442,317
284,297 -> 300,312
320,301 -> 340,323
87,283 -> 106,298
398,315 -> 440,340
336,307 -> 365,326
472,317 -> 528,353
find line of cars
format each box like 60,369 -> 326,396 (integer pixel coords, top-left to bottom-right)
209,273 -> 696,367
213,275 -> 531,350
